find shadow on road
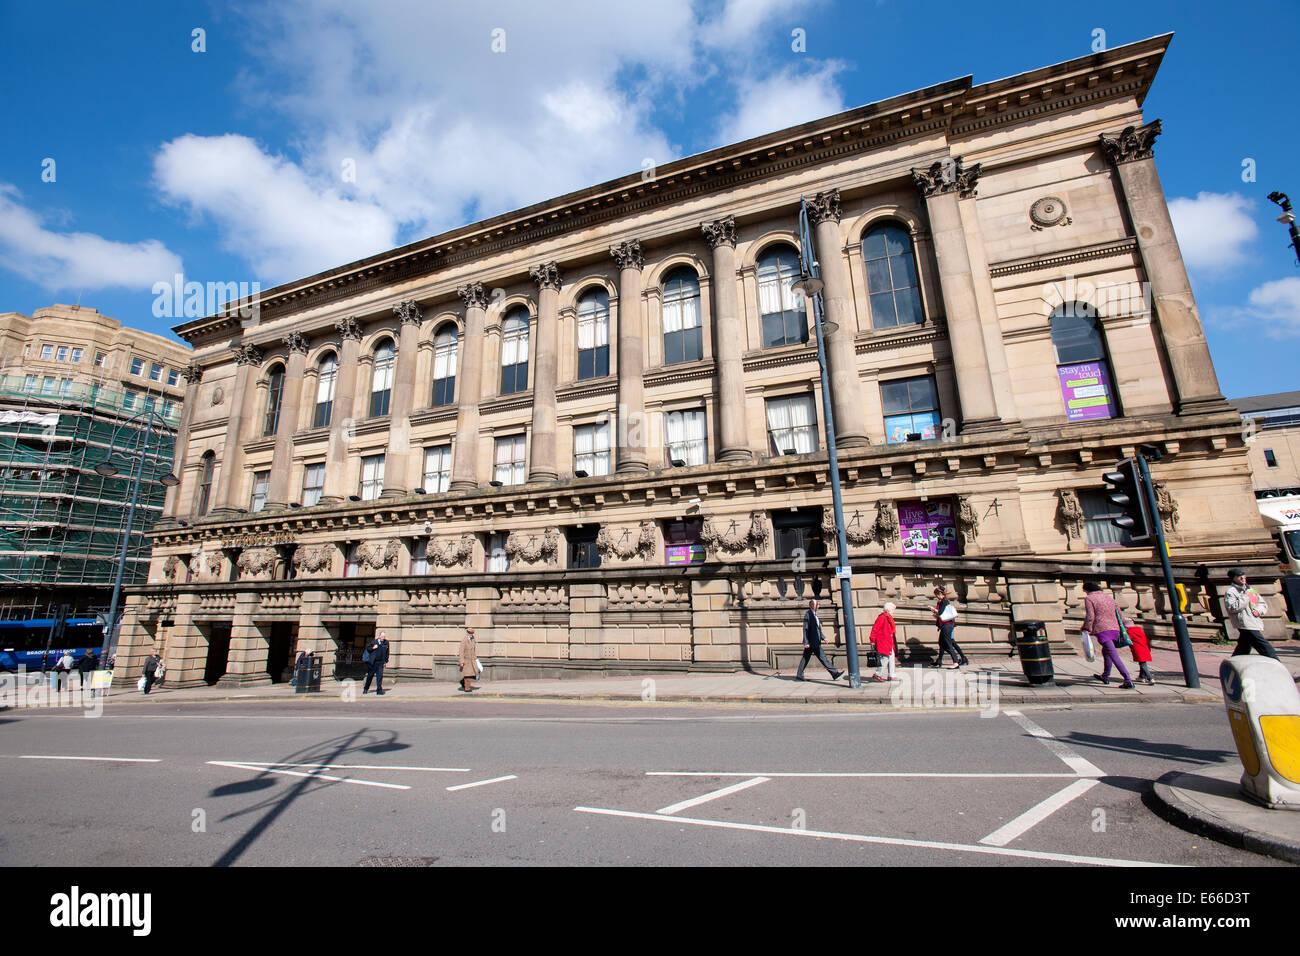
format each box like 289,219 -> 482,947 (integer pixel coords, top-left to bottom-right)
1060,731 -> 1233,766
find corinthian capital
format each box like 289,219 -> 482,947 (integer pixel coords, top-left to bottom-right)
181,362 -> 204,385
282,330 -> 309,354
458,281 -> 489,311
1099,120 -> 1162,166
336,316 -> 363,341
806,189 -> 842,225
231,344 -> 264,367
911,156 -> 981,200
393,299 -> 424,326
701,215 -> 737,249
609,239 -> 644,271
529,261 -> 563,291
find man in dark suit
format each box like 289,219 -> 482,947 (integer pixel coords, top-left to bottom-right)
363,631 -> 390,695
797,598 -> 844,681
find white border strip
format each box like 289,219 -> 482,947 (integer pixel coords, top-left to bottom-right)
206,760 -> 409,790
220,762 -> 470,772
979,778 -> 1101,847
657,776 -> 769,815
446,774 -> 518,792
646,771 -> 1080,779
17,755 -> 161,763
1004,710 -> 1104,777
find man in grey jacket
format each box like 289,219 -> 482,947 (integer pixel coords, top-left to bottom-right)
1224,569 -> 1279,660
797,598 -> 844,682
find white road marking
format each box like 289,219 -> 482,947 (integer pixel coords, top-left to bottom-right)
647,771 -> 1080,779
573,806 -> 1173,867
206,760 -> 409,790
223,762 -> 469,772
14,755 -> 161,763
1004,709 -> 1104,777
446,774 -> 518,792
656,776 -> 769,815
979,778 -> 1101,847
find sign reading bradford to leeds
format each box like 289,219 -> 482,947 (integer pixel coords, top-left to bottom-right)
222,532 -> 297,549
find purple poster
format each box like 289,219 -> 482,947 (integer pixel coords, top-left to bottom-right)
898,499 -> 959,557
1058,362 -> 1115,422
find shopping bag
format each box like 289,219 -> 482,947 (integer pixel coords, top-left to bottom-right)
1080,630 -> 1096,663
475,658 -> 484,677
137,676 -> 146,691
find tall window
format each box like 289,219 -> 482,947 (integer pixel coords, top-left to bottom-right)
130,357 -> 144,376
369,340 -> 395,417
1051,304 -> 1118,423
486,531 -> 509,572
197,451 -> 215,516
250,471 -> 270,512
494,435 -> 526,487
313,353 -> 337,428
863,223 -> 923,328
882,375 -> 940,443
576,289 -> 610,379
150,363 -> 163,382
360,454 -> 385,501
345,544 -> 360,578
773,508 -> 827,561
665,408 -> 707,466
662,269 -> 703,365
432,325 -> 458,406
765,394 -> 818,456
757,245 -> 806,348
574,422 -> 611,477
263,365 -> 285,436
410,538 -> 429,575
500,310 -> 529,394
167,368 -> 179,386
569,526 -> 601,569
301,463 -> 325,506
422,445 -> 452,493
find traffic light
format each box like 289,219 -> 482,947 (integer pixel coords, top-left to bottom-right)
1102,458 -> 1154,547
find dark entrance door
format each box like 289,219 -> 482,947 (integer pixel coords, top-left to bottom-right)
204,622 -> 232,685
334,622 -> 373,680
267,622 -> 296,683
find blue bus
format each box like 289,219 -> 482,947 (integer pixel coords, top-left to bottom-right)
0,619 -> 104,672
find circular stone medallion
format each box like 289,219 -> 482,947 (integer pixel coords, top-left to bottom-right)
1030,196 -> 1068,227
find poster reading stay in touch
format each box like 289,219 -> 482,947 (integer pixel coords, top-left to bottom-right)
1057,361 -> 1115,422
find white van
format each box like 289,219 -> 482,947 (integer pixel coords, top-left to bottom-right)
1258,494 -> 1300,576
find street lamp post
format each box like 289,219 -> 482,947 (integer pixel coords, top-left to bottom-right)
795,198 -> 862,688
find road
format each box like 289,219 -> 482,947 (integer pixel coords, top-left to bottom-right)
0,697 -> 1279,867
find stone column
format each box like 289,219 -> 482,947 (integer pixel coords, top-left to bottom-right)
450,282 -> 488,492
162,362 -> 203,518
807,190 -> 870,448
381,300 -> 423,498
912,158 -> 1001,432
1100,120 -> 1225,413
702,216 -> 751,462
529,261 -> 562,481
321,316 -> 363,503
611,239 -> 649,474
210,344 -> 263,515
266,331 -> 309,510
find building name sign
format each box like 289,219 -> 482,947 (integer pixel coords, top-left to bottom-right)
222,532 -> 297,549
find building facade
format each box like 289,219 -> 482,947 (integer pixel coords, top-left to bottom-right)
0,305 -> 192,619
1237,392 -> 1300,497
120,35 -> 1284,688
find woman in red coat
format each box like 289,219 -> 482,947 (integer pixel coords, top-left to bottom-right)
870,603 -> 900,682
1126,620 -> 1154,685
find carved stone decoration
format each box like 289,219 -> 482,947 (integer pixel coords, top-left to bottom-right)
596,521 -> 656,562
162,555 -> 185,583
701,215 -> 737,249
911,156 -> 981,199
529,261 -> 563,291
1057,489 -> 1085,543
355,538 -> 401,571
336,315 -> 363,341
805,188 -> 842,225
1099,119 -> 1162,166
210,386 -> 224,406
1154,482 -> 1179,532
231,344 -> 265,367
292,544 -> 334,576
236,547 -> 278,579
282,330 -> 309,354
1029,196 -> 1071,231
428,533 -> 475,569
957,495 -> 980,548
821,508 -> 875,547
188,549 -> 223,582
393,299 -> 424,326
181,363 -> 203,385
700,511 -> 771,557
872,500 -> 900,546
609,239 -> 644,271
457,281 -> 489,311
505,528 -> 560,566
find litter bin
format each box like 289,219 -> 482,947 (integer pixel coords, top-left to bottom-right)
1013,621 -> 1054,686
295,653 -> 322,694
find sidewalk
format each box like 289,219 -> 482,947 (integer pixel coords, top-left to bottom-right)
1152,762 -> 1300,864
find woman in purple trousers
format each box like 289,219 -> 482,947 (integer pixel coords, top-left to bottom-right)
1082,582 -> 1133,689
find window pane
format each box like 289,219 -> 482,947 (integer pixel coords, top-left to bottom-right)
866,256 -> 893,292
894,285 -> 923,326
880,381 -> 910,416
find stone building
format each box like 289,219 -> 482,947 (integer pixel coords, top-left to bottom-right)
119,35 -> 1284,688
1237,392 -> 1300,496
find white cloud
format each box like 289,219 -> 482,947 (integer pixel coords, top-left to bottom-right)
1243,277 -> 1300,337
1169,191 -> 1258,272
717,62 -> 849,145
0,184 -> 183,293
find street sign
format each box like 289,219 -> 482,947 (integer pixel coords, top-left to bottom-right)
835,566 -> 853,580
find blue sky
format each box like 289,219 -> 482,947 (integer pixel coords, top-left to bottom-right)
1,0 -> 1297,399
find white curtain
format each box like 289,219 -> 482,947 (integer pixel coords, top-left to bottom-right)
433,335 -> 457,379
501,317 -> 529,366
667,409 -> 706,464
767,396 -> 816,453
758,254 -> 798,314
495,436 -> 524,485
577,296 -> 609,349
317,356 -> 337,404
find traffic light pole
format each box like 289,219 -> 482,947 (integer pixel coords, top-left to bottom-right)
1134,453 -> 1199,688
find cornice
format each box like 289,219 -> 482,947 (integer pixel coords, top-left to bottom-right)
989,236 -> 1140,278
557,376 -> 618,403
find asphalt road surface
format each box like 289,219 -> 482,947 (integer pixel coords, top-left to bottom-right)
0,697 -> 1280,867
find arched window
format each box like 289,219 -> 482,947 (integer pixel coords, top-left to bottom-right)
263,364 -> 285,436
500,310 -> 530,394
432,324 -> 458,406
662,268 -> 702,365
369,339 -> 395,417
862,223 -> 923,328
1050,303 -> 1118,422
757,245 -> 806,348
313,353 -> 337,428
576,289 -> 610,379
196,451 -> 215,517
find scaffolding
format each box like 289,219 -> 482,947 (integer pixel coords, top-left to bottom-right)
0,374 -> 180,618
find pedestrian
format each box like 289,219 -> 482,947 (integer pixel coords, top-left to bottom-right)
796,598 -> 844,681
931,586 -> 969,669
362,631 -> 390,695
457,627 -> 478,693
141,650 -> 162,694
1082,582 -> 1134,688
77,650 -> 99,695
56,650 -> 74,691
1224,569 -> 1279,659
290,649 -> 307,687
1125,619 -> 1155,685
870,603 -> 900,682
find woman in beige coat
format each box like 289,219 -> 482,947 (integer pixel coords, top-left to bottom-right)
456,628 -> 478,693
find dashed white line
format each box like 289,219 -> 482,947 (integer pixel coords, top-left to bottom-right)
979,778 -> 1101,847
1004,709 -> 1104,777
14,755 -> 161,763
656,776 -> 769,815
446,774 -> 518,792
